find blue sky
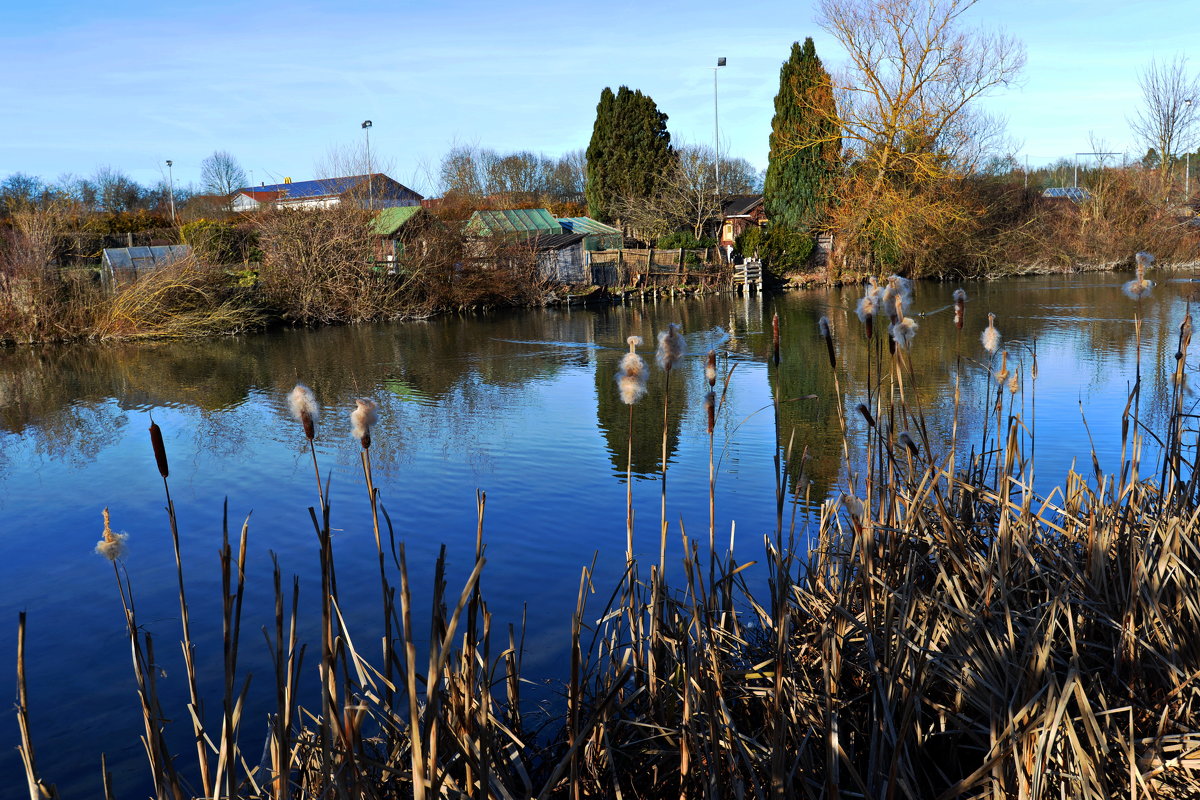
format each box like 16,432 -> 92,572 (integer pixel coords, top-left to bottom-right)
1,0 -> 1196,194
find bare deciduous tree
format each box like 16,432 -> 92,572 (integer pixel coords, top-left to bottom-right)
614,144 -> 722,241
814,0 -> 1025,181
1129,54 -> 1199,180
200,151 -> 248,198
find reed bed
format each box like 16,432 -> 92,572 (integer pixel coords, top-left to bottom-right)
16,269 -> 1200,799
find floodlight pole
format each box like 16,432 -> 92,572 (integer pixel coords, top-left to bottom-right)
362,120 -> 374,209
165,160 -> 176,223
713,58 -> 725,192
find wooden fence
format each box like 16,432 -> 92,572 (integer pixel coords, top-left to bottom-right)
585,248 -> 728,288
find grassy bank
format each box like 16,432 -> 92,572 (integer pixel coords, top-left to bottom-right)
15,272 -> 1200,798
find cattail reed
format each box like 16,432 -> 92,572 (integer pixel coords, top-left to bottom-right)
994,350 -> 1010,385
890,318 -> 917,350
772,312 -> 780,364
819,316 -> 837,370
289,383 -> 319,440
856,294 -> 876,339
1122,251 -> 1155,300
618,336 -> 646,564
290,382 -> 325,514
350,399 -> 378,450
656,323 -> 686,372
1008,373 -> 1019,394
953,288 -> 967,330
705,390 -> 716,435
705,349 -> 717,388
617,336 -> 648,405
981,313 -> 1000,354
148,419 -> 169,478
899,432 -> 919,456
95,507 -> 128,561
857,402 -> 876,429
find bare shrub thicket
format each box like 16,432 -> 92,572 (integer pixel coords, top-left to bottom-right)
0,204 -> 98,342
254,207 -> 406,324
255,206 -> 550,322
977,169 -> 1199,277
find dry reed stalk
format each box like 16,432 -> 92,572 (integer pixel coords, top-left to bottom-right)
148,417 -> 211,798
16,613 -> 60,800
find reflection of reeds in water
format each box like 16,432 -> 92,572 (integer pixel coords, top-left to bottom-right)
17,273 -> 1200,799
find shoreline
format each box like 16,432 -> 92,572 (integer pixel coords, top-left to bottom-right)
6,259 -> 1200,347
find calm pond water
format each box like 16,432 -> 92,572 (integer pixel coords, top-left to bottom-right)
1,271 -> 1195,795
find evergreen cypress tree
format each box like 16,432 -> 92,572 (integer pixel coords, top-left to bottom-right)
764,38 -> 840,234
586,86 -> 673,223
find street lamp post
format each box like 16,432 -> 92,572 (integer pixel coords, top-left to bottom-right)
165,160 -> 176,223
362,120 -> 373,209
713,58 -> 725,192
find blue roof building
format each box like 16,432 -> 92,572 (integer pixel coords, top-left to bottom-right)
232,174 -> 422,212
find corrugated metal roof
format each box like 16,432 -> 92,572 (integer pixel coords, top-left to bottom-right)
556,217 -> 622,236
468,208 -> 562,236
371,206 -> 424,236
530,232 -> 586,251
101,245 -> 191,270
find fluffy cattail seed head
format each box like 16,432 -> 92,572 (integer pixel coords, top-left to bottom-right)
656,323 -> 686,372
149,420 -> 169,478
95,507 -> 128,562
981,313 -> 1000,354
705,349 -> 717,388
351,399 -> 378,449
891,318 -> 918,350
841,494 -> 866,521
953,289 -> 966,330
1008,373 -> 1019,395
289,383 -> 319,440
617,342 -> 648,405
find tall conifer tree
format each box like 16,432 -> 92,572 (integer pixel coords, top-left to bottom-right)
764,39 -> 840,233
586,86 -> 673,223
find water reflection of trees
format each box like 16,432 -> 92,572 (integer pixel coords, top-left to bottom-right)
757,274 -> 1192,497
0,274 -> 1191,489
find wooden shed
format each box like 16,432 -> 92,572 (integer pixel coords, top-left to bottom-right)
532,232 -> 587,283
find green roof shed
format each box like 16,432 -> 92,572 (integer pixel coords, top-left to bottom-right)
556,217 -> 623,250
467,208 -> 562,237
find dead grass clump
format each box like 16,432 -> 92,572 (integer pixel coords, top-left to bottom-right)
92,255 -> 264,339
